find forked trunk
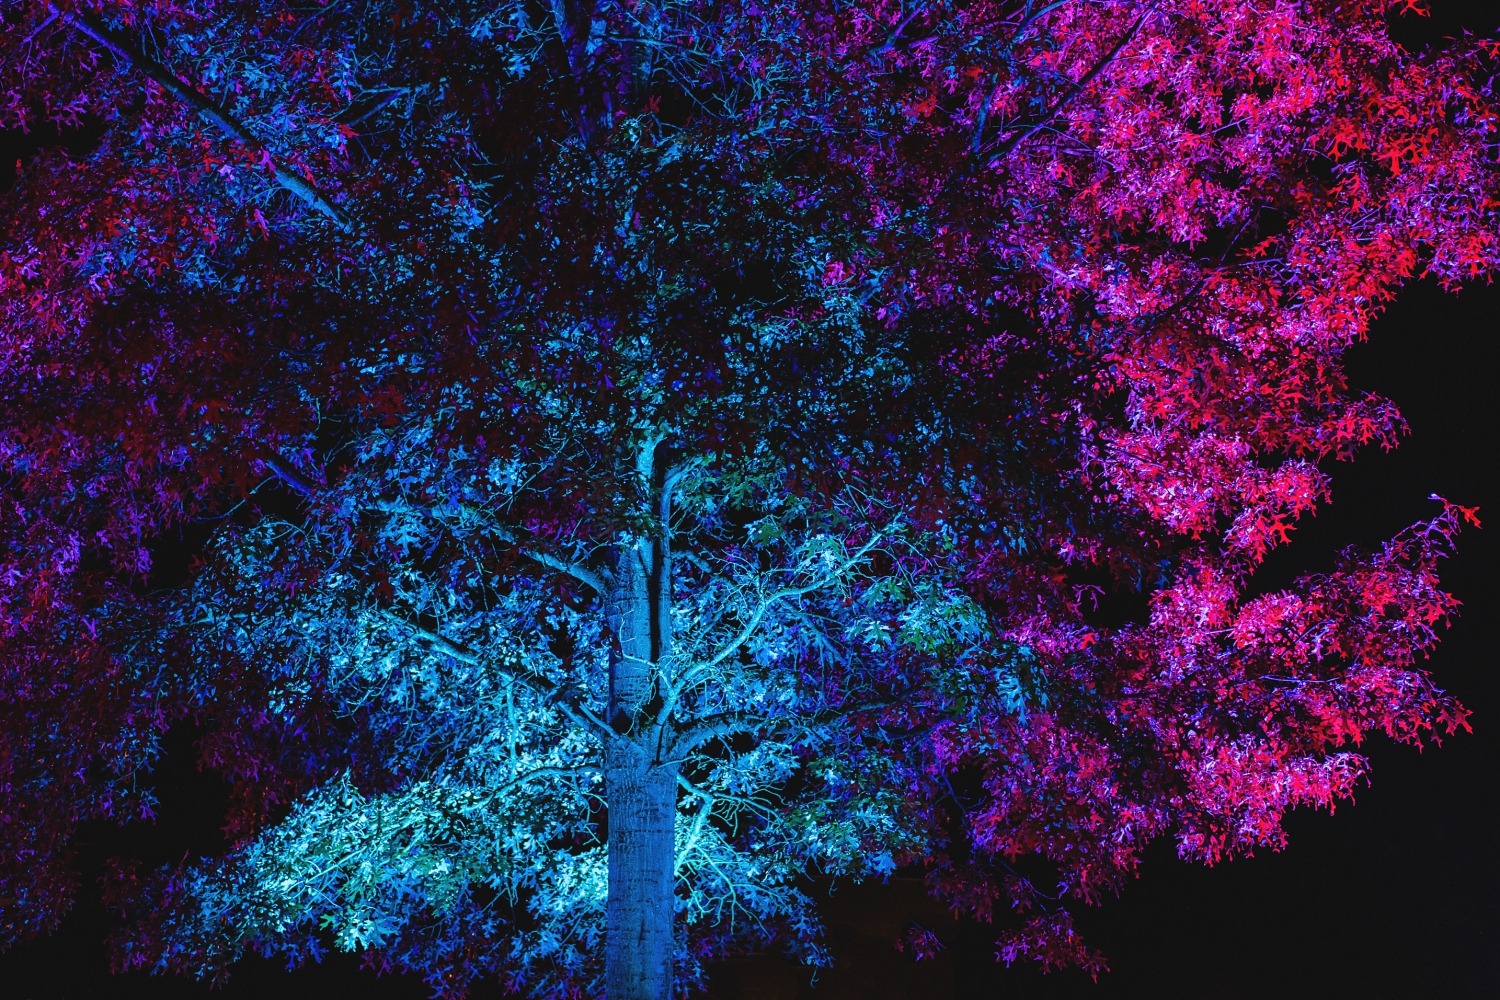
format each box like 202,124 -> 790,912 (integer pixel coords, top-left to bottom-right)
604,743 -> 677,1000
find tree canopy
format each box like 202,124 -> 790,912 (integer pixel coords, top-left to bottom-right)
1,0 -> 1496,997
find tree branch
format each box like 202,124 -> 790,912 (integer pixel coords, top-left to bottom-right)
683,530 -> 887,684
264,467 -> 610,595
982,8 -> 1149,163
668,710 -> 764,756
465,765 -> 604,814
549,0 -> 598,140
57,6 -> 354,229
667,693 -> 905,757
336,88 -> 411,127
457,505 -> 610,595
377,608 -> 617,745
258,451 -> 322,496
652,449 -> 695,665
872,4 -> 927,57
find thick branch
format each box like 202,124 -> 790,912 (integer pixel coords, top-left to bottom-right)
258,451 -> 321,496
652,452 -> 692,664
1010,0 -> 1083,44
58,7 -> 353,229
549,0 -> 598,140
667,711 -> 764,756
872,5 -> 927,57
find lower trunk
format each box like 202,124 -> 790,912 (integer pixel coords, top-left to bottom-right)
605,745 -> 677,1000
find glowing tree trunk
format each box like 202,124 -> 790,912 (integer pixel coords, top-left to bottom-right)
604,741 -> 677,1000
603,443 -> 678,1000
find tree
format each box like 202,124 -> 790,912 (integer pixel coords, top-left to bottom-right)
1,0 -> 1496,997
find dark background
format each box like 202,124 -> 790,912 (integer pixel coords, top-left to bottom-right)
3,3 -> 1498,997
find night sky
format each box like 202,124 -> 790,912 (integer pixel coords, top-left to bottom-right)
3,4 -> 1499,998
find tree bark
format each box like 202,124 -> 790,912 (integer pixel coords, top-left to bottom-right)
605,540 -> 656,730
604,435 -> 678,998
605,743 -> 677,1000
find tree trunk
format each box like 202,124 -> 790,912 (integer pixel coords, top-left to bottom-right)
606,540 -> 656,729
605,436 -> 678,998
605,743 -> 677,1000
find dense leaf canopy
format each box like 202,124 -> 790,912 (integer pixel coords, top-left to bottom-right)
1,0 -> 1495,995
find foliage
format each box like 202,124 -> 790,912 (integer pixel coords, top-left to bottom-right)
1,0 -> 1495,995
